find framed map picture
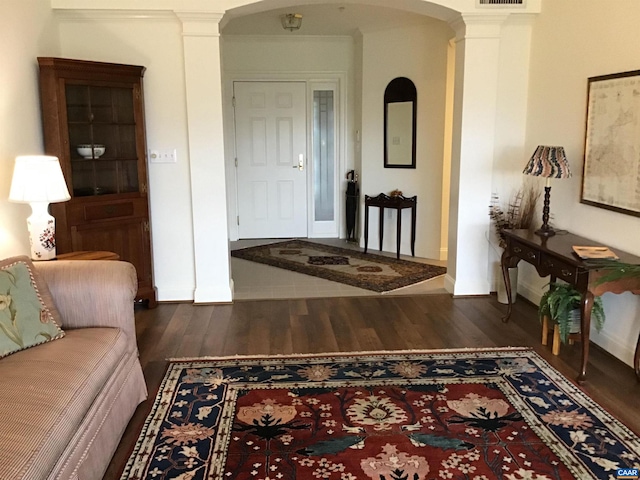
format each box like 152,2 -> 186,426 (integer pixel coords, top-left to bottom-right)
581,69 -> 640,217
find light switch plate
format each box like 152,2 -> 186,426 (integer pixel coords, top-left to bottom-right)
149,149 -> 177,163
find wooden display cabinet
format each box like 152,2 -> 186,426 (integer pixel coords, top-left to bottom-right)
37,57 -> 156,307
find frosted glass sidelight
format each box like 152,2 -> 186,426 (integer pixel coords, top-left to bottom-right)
313,91 -> 335,222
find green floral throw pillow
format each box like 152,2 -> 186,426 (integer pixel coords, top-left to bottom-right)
0,258 -> 65,358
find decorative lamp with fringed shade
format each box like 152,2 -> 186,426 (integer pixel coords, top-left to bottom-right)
522,146 -> 571,237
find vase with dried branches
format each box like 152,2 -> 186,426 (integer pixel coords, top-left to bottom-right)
489,183 -> 541,303
489,185 -> 541,249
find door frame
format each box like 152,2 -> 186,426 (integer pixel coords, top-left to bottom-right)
224,72 -> 346,241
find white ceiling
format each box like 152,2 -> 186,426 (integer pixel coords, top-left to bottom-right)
221,4 -> 444,36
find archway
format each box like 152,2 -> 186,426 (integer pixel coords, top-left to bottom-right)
179,0 -> 539,301
50,0 -> 539,302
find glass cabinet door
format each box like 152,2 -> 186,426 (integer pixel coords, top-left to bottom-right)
65,84 -> 139,197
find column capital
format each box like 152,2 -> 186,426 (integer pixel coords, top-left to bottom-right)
175,11 -> 224,37
449,13 -> 509,41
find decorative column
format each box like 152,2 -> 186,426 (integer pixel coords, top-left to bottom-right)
446,14 -> 507,296
176,11 -> 233,303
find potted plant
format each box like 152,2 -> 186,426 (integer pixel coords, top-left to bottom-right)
489,183 -> 541,304
592,260 -> 640,287
538,282 -> 606,344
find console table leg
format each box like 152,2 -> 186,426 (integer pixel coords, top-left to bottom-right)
578,291 -> 595,383
634,331 -> 640,381
364,204 -> 370,253
379,207 -> 384,252
396,209 -> 402,259
410,205 -> 416,257
501,249 -> 514,323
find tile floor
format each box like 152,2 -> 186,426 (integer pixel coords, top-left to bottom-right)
230,238 -> 448,300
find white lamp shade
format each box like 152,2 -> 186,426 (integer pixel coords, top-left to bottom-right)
9,155 -> 71,203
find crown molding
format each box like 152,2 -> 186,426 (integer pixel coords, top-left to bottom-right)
53,9 -> 176,21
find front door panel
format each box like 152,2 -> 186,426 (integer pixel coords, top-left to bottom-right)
234,81 -> 307,238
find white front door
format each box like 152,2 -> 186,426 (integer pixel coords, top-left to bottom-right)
234,81 -> 308,239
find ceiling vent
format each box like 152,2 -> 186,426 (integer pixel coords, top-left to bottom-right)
478,0 -> 525,5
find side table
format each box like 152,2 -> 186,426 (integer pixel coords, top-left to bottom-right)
56,251 -> 120,261
364,193 -> 417,259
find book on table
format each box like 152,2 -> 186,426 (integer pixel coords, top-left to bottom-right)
572,245 -> 619,260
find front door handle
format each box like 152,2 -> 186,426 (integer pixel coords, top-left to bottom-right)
292,154 -> 303,171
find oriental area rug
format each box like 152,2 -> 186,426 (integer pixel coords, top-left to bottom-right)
121,348 -> 640,480
230,240 -> 446,293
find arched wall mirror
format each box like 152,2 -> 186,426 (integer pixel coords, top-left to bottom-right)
384,77 -> 417,169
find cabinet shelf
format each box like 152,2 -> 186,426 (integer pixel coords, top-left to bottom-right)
73,187 -> 139,197
68,121 -> 137,126
71,157 -> 139,162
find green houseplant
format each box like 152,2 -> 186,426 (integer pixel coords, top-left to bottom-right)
538,282 -> 606,344
591,259 -> 640,285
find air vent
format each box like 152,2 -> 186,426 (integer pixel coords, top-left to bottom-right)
478,0 -> 524,5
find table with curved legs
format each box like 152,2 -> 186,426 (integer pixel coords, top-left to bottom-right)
501,229 -> 640,383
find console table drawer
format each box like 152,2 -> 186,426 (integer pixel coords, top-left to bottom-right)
541,254 -> 579,282
510,241 -> 540,265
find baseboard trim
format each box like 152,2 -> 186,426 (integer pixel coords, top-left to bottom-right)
517,279 -> 543,305
444,274 -> 490,297
157,288 -> 195,302
444,274 -> 455,294
194,283 -> 233,304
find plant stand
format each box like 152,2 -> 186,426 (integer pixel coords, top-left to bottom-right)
541,310 -> 580,355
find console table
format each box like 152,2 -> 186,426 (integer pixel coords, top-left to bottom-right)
501,229 -> 640,382
364,194 -> 417,259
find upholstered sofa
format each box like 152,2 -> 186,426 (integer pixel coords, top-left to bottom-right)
0,258 -> 147,480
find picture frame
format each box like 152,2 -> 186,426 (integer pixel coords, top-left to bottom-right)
581,69 -> 640,217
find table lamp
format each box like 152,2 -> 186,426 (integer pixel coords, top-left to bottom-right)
9,155 -> 71,260
522,146 -> 571,237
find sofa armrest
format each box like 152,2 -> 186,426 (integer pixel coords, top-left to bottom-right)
34,260 -> 138,340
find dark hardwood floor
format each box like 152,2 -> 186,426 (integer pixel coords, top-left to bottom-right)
104,293 -> 640,479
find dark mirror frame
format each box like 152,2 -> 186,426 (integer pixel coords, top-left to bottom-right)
384,77 -> 417,169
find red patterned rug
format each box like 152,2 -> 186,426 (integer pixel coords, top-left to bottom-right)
230,240 -> 446,293
121,348 -> 640,480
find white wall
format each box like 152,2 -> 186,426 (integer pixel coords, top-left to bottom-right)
524,0 -> 640,366
361,21 -> 452,260
55,13 -> 197,301
439,40 -> 455,261
221,35 -> 356,240
223,35 -> 355,74
0,1 -> 60,258
487,16 -> 535,291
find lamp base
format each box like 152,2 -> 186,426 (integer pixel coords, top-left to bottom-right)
535,184 -> 555,238
535,225 -> 556,237
27,202 -> 57,261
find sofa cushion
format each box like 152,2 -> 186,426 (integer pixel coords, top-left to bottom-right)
0,326 -> 130,479
0,256 -> 64,358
